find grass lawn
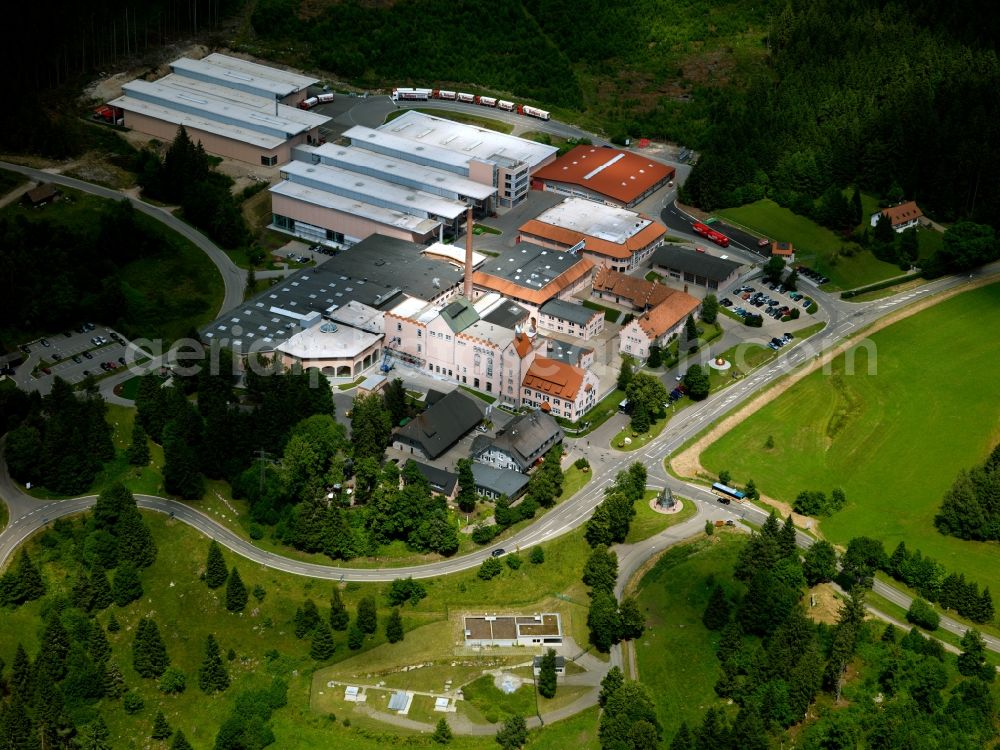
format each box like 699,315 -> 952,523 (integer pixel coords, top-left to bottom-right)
625,493 -> 698,544
557,464 -> 593,503
581,300 -> 621,323
633,533 -> 747,739
386,108 -> 514,134
115,375 -> 144,401
460,674 -> 536,724
701,282 -> 1000,597
460,385 -> 497,404
645,271 -> 663,282
525,706 -> 599,749
568,388 -> 625,436
716,199 -> 901,290
0,166 -> 27,194
611,411 -> 670,451
336,376 -> 365,391
4,506 -> 601,748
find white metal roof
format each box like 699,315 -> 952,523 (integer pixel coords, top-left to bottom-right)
310,143 -> 496,201
270,181 -> 440,235
276,320 -> 381,359
119,79 -> 328,137
171,53 -> 317,97
535,197 -> 653,244
421,241 -> 489,268
388,297 -> 440,322
381,110 -> 558,170
111,94 -> 286,149
344,125 -> 472,171
281,160 -> 468,220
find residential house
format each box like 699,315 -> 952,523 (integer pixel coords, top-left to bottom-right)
521,357 -> 599,422
470,410 -> 564,473
619,288 -> 700,360
769,241 -> 795,263
870,201 -> 924,233
470,464 -> 530,501
537,299 -> 604,341
591,267 -> 675,311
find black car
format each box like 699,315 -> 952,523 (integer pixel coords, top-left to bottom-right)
83,351 -> 93,360
720,298 -> 733,307
491,548 -> 506,558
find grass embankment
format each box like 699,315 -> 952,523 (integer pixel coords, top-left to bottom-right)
716,199 -> 902,290
4,510 -> 601,748
633,533 -> 747,739
557,464 -> 593,503
625,493 -> 698,544
701,282 -> 1000,597
386,108 -> 514,134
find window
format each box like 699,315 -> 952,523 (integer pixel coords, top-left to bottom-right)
417,330 -> 422,337
486,382 -> 492,392
396,323 -> 402,332
417,344 -> 422,353
260,154 -> 278,167
474,378 -> 480,388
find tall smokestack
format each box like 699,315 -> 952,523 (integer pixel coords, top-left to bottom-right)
464,204 -> 474,299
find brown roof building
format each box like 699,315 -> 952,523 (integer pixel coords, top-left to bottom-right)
592,267 -> 674,311
463,613 -> 563,647
471,242 -> 594,313
870,200 -> 925,232
23,183 -> 59,206
619,287 -> 700,361
770,241 -> 795,261
521,357 -> 599,422
531,145 -> 675,208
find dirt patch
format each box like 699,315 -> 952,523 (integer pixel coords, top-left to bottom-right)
804,583 -> 842,625
670,276 -> 1000,482
80,44 -> 210,104
754,493 -> 818,534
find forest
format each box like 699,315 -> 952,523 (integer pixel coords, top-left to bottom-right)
936,442 -> 1000,541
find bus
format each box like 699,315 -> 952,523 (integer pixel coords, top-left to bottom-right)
711,482 -> 746,504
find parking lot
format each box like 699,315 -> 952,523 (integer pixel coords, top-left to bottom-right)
719,280 -> 814,331
18,324 -> 146,387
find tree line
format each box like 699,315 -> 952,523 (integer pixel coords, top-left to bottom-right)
670,512 -> 997,749
935,440 -> 1000,542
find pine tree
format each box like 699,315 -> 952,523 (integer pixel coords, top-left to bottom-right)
171,730 -> 195,750
112,561 -> 143,607
310,625 -> 336,660
455,458 -> 478,513
205,541 -> 228,588
151,710 -> 172,740
13,549 -> 45,602
348,623 -> 364,650
385,608 -> 404,643
126,422 -> 151,466
80,716 -> 113,750
71,571 -> 94,611
357,596 -> 377,634
132,618 -> 170,678
88,624 -> 111,664
91,569 -> 113,610
537,648 -> 558,698
432,717 -> 453,744
495,714 -> 527,750
779,515 -> 798,559
107,611 -> 121,632
702,585 -> 730,630
330,588 -> 349,631
104,662 -> 126,698
198,634 -> 230,693
670,722 -> 694,750
225,567 -> 248,612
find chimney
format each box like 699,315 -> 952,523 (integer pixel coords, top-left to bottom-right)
464,204 -> 474,299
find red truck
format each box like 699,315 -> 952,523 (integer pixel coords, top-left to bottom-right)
691,222 -> 731,248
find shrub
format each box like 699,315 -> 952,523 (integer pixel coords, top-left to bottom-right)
478,558 -> 503,580
248,523 -> 264,540
505,554 -> 522,570
907,598 -> 941,631
574,457 -> 590,470
158,667 -> 186,694
529,547 -> 545,565
123,692 -> 144,714
471,523 -> 498,545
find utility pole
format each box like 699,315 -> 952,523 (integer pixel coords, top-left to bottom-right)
254,448 -> 273,496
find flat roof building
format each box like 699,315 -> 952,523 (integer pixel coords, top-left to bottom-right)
531,145 -> 675,208
463,613 -> 563,647
110,55 -> 329,166
471,243 -> 593,313
519,197 -> 667,272
170,53 -> 317,104
650,245 -> 745,292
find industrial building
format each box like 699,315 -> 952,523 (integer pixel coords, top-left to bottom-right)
650,245 -> 745,293
531,145 -> 675,208
518,197 -> 667,272
470,243 -> 594,315
110,53 -> 329,166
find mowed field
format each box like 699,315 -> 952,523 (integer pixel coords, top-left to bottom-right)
701,283 -> 1000,593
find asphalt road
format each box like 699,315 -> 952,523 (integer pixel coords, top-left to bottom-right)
660,200 -> 769,264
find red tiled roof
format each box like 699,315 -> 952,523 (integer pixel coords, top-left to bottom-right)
519,217 -> 666,261
532,146 -> 674,205
770,241 -> 794,256
592,267 -> 674,309
634,291 -> 700,339
522,357 -> 585,400
472,258 -> 594,305
881,201 -> 923,227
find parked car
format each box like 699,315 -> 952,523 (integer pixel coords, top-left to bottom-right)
491,548 -> 506,558
720,298 -> 733,307
118,356 -> 127,366
757,238 -> 770,247
41,367 -> 52,375
82,351 -> 93,360
72,355 -> 82,364
40,338 -> 50,347
783,332 -> 794,341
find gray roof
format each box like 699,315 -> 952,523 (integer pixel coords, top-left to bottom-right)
471,464 -> 530,498
540,299 -> 600,328
387,691 -> 408,711
478,243 -> 582,292
410,461 -> 458,495
482,301 -> 530,330
394,390 -> 484,459
651,245 -> 743,282
472,410 -> 563,471
200,235 -> 461,353
541,338 -> 592,367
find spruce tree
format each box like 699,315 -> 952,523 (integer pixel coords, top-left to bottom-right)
205,541 -> 228,589
104,662 -> 126,698
348,623 -> 364,650
91,569 -> 113,610
225,567 -> 248,613
80,716 -> 112,750
117,511 -> 157,569
88,624 -> 111,665
385,608 -> 404,643
702,585 -> 731,630
779,515 -> 798,559
357,596 -> 377,634
132,618 -> 170,678
151,710 -> 172,740
171,730 -> 195,750
71,571 -> 94,612
107,611 -> 121,632
112,561 -> 143,607
14,549 -> 45,602
330,588 -> 349,631
432,717 -> 453,744
537,648 -> 558,698
310,625 -> 336,660
670,722 -> 694,750
198,634 -> 230,693
10,643 -> 32,698
127,422 -> 151,466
